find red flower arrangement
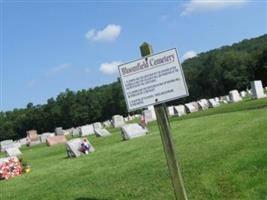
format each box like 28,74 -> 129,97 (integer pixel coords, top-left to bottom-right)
0,156 -> 22,180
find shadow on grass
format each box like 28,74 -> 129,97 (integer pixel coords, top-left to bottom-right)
75,198 -> 111,200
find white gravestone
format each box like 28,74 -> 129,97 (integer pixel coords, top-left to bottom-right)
240,91 -> 247,98
72,128 -> 80,136
229,90 -> 242,103
121,123 -> 148,140
185,102 -> 198,113
5,147 -> 22,157
167,106 -> 175,116
103,120 -> 112,128
173,105 -> 186,117
197,99 -> 209,110
66,138 -> 95,158
147,105 -> 157,120
1,141 -> 21,152
93,122 -> 102,130
19,138 -> 28,145
95,128 -> 111,137
0,140 -> 13,152
55,127 -> 64,135
143,110 -> 154,123
112,115 -> 125,128
251,80 -> 266,99
40,133 -> 55,143
214,97 -> 220,102
80,125 -> 95,136
208,98 -> 220,108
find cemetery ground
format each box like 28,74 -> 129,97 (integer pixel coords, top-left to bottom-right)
1,98 -> 267,200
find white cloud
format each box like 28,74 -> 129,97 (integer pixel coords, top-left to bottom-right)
181,0 -> 248,16
182,51 -> 198,61
99,61 -> 122,75
85,24 -> 121,42
46,63 -> 72,76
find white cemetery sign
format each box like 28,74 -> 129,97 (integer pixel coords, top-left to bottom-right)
118,48 -> 188,112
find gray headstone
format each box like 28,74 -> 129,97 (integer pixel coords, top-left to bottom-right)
103,120 -> 112,128
251,80 -> 266,99
167,106 -> 175,116
5,147 -> 22,157
95,128 -> 111,137
197,99 -> 209,110
143,110 -> 154,123
185,102 -> 198,113
1,141 -> 21,152
208,98 -> 220,108
66,138 -> 95,158
240,91 -> 247,98
19,138 -> 28,145
0,140 -> 13,152
229,90 -> 242,102
112,115 -> 125,128
121,123 -> 148,140
72,128 -> 81,136
173,105 -> 186,117
93,122 -> 102,130
147,105 -> 157,120
55,127 -> 64,135
80,124 -> 94,136
40,132 -> 55,143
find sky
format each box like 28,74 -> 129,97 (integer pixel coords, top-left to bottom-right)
0,0 -> 266,111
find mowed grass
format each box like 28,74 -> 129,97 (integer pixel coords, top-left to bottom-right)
1,98 -> 267,200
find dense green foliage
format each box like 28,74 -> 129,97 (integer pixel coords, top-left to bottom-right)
0,34 -> 266,141
1,98 -> 267,200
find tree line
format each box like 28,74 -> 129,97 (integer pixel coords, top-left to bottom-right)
0,34 -> 266,141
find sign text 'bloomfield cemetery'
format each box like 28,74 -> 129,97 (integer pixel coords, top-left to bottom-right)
118,48 -> 188,111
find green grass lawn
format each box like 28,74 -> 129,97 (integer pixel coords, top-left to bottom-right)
1,98 -> 267,200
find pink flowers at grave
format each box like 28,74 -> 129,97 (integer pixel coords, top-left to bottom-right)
0,156 -> 22,180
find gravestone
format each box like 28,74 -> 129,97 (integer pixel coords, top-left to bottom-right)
19,138 -> 27,145
121,123 -> 148,140
112,115 -> 125,128
47,135 -> 67,146
1,141 -> 21,152
80,124 -> 94,136
240,91 -> 247,98
72,128 -> 80,136
5,147 -> 22,157
93,122 -> 102,130
143,109 -> 155,123
66,138 -> 95,158
55,127 -> 64,135
167,106 -> 175,116
173,105 -> 186,117
208,98 -> 220,108
103,120 -> 112,128
197,99 -> 209,110
185,102 -> 198,113
147,105 -> 157,120
95,128 -> 111,137
229,90 -> 242,103
40,132 -> 55,143
251,80 -> 266,99
214,97 -> 220,102
0,140 -> 13,152
26,130 -> 41,146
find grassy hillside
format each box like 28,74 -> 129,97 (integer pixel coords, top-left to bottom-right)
1,98 -> 267,200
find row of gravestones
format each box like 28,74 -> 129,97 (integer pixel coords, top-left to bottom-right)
165,80 -> 267,117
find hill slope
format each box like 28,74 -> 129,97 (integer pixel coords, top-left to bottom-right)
1,98 -> 267,200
